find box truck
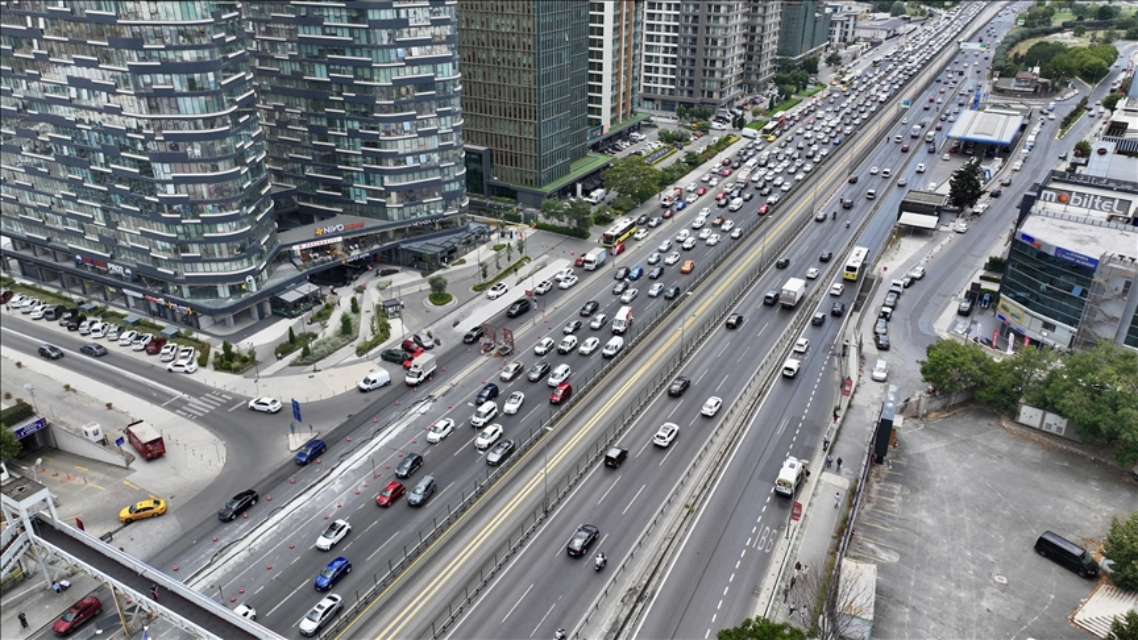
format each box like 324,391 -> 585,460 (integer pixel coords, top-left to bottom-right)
779,278 -> 807,309
582,247 -> 607,270
611,306 -> 633,334
405,353 -> 437,385
126,420 -> 166,461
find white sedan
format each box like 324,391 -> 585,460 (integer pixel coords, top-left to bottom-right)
794,337 -> 810,354
426,418 -> 456,444
664,252 -> 682,266
620,288 -> 639,304
653,423 -> 679,448
534,337 -> 555,355
705,233 -> 721,246
248,397 -> 283,413
534,280 -> 554,295
503,391 -> 525,415
315,519 -> 350,551
869,166 -> 879,175
475,424 -> 504,450
806,268 -> 820,279
701,397 -> 723,417
954,222 -> 969,234
486,282 -> 509,300
558,274 -> 579,289
558,335 -> 578,354
578,337 -> 600,356
721,220 -> 735,233
830,283 -> 845,296
167,358 -> 198,374
633,229 -> 650,241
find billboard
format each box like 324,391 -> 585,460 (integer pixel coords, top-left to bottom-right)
1038,186 -> 1134,217
959,42 -> 988,52
1016,232 -> 1100,270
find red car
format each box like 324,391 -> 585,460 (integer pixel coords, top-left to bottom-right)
757,204 -> 770,215
696,186 -> 708,196
575,255 -> 586,267
53,595 -> 102,636
610,242 -> 626,256
661,209 -> 673,219
721,158 -> 732,166
376,481 -> 404,507
715,191 -> 727,201
901,145 -> 910,153
402,346 -> 423,370
720,168 -> 733,177
550,382 -> 573,404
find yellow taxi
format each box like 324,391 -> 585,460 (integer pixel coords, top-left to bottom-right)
119,498 -> 167,523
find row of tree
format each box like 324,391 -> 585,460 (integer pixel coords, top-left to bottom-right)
919,339 -> 1138,466
1009,40 -> 1119,85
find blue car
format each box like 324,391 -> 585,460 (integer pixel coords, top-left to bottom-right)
295,439 -> 327,465
315,556 -> 351,591
674,200 -> 688,212
627,265 -> 644,281
475,383 -> 499,405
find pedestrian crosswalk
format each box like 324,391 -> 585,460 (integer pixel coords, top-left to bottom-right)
174,391 -> 234,419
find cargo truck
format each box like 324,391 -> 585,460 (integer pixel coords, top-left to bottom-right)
125,420 -> 166,461
405,353 -> 437,385
779,278 -> 807,309
582,247 -> 607,271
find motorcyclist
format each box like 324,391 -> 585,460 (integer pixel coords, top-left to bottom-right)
595,552 -> 607,568
832,210 -> 837,220
846,220 -> 851,228
555,628 -> 567,640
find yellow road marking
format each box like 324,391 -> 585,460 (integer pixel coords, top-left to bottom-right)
366,108 -> 885,639
123,480 -> 141,491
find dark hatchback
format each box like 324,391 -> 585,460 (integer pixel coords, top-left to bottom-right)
395,452 -> 424,479
668,376 -> 691,397
218,489 -> 259,521
566,524 -> 600,557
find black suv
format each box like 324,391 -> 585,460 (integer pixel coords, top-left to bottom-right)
668,377 -> 691,397
395,452 -> 423,479
476,383 -> 500,404
874,333 -> 891,350
506,298 -> 531,318
579,300 -> 599,317
776,258 -> 790,269
726,314 -> 744,329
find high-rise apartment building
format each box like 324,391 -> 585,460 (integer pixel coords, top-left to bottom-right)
460,1 -> 590,207
778,0 -> 832,60
640,1 -> 751,112
247,1 -> 467,228
742,0 -> 783,96
587,0 -> 643,134
0,1 -> 274,328
1,1 -> 471,330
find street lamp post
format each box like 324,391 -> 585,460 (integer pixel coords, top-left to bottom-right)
247,342 -> 261,396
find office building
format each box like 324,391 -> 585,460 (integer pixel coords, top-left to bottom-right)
248,0 -> 471,275
826,4 -> 859,46
1001,171 -> 1138,352
587,0 -> 644,135
778,0 -> 832,60
640,1 -> 751,112
0,1 -> 275,329
460,1 -> 593,208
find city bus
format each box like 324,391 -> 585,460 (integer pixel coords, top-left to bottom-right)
843,246 -> 870,282
602,217 -> 638,247
872,57 -> 882,67
761,121 -> 779,141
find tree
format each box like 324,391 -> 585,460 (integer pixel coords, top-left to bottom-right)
1107,609 -> 1138,640
1074,139 -> 1092,157
890,1 -> 906,17
948,161 -> 983,210
1104,513 -> 1138,592
592,205 -> 615,226
1037,341 -> 1138,465
825,52 -> 843,68
717,617 -> 805,640
428,275 -> 447,297
919,340 -> 990,399
1103,93 -> 1123,111
288,326 -> 296,344
602,156 -> 662,204
0,426 -> 22,460
676,105 -> 690,121
1098,4 -> 1117,20
801,56 -> 820,76
975,344 -> 1058,415
1073,24 -> 1087,37
350,296 -> 359,314
732,114 -> 747,130
783,562 -> 875,640
339,313 -> 352,337
540,198 -> 566,221
559,199 -> 594,236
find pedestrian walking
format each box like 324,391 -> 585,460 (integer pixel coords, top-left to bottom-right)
826,455 -> 834,469
794,561 -> 802,573
18,612 -> 28,629
834,492 -> 841,508
822,437 -> 830,451
836,457 -> 843,471
788,602 -> 796,617
149,583 -> 159,601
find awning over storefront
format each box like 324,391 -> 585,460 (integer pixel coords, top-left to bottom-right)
123,314 -> 141,326
898,212 -> 939,229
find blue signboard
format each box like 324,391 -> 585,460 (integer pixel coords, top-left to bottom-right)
14,417 -> 47,439
1054,247 -> 1099,270
292,399 -> 302,423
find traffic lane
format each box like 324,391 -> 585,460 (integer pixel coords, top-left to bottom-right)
635,343 -> 840,640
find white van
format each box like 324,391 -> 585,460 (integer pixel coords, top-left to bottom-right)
471,400 -> 499,427
728,197 -> 744,212
601,336 -> 625,358
740,128 -> 758,139
925,132 -> 935,143
358,369 -> 392,392
775,456 -> 807,497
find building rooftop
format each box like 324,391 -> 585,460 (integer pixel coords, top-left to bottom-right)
1020,211 -> 1137,260
902,190 -> 946,206
946,108 -> 1023,144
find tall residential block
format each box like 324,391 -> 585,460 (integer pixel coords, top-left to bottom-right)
742,0 -> 783,96
459,0 -> 589,205
247,1 -> 467,227
587,0 -> 642,134
0,1 -> 275,328
778,0 -> 832,60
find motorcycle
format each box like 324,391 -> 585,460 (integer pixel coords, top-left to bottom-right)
831,211 -> 837,220
594,554 -> 607,571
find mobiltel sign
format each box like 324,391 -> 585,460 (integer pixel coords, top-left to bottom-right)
1038,186 -> 1134,217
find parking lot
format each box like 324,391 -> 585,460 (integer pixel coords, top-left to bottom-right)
850,407 -> 1130,639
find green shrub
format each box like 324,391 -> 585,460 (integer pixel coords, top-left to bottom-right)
312,302 -> 335,323
533,221 -> 589,239
293,313 -> 360,365
0,400 -> 35,426
275,331 -> 316,357
472,256 -> 534,291
354,307 -> 392,356
428,292 -> 453,305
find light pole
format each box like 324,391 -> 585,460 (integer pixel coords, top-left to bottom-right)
247,342 -> 261,396
23,384 -> 38,415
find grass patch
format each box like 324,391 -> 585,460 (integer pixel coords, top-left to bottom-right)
648,147 -> 678,165
772,96 -> 803,113
311,302 -> 335,324
428,292 -> 453,306
472,256 -> 534,292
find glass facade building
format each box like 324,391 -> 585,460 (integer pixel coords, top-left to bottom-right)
0,0 -> 274,327
247,0 -> 467,224
777,0 -> 832,60
587,0 -> 642,132
458,0 -> 589,190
